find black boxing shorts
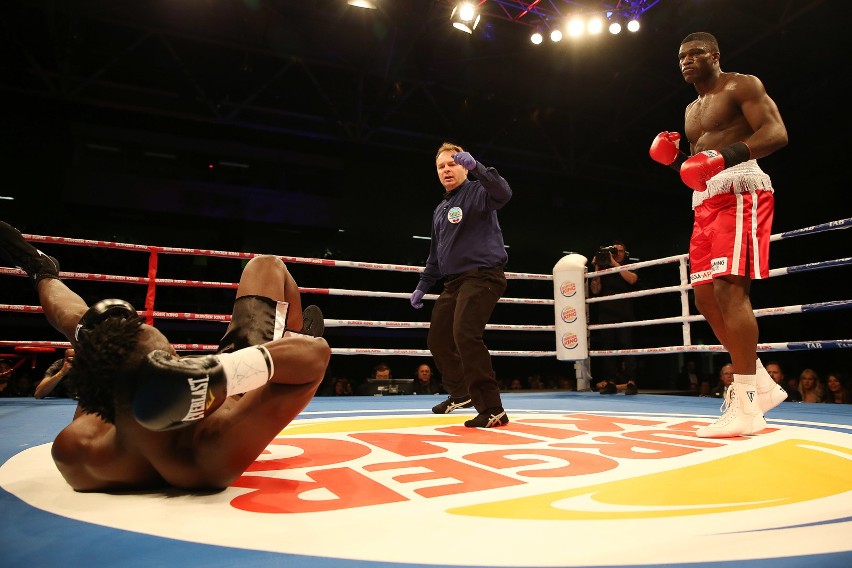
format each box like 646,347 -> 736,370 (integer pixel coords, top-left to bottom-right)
217,295 -> 289,354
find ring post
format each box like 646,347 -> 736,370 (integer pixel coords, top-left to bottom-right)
553,254 -> 589,388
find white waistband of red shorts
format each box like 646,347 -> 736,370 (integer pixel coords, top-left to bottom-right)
692,160 -> 774,209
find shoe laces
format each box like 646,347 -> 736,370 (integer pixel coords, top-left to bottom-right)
718,386 -> 733,413
713,387 -> 739,426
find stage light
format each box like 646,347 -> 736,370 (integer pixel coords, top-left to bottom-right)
347,0 -> 377,8
568,17 -> 584,37
587,17 -> 603,35
550,29 -> 563,42
531,30 -> 543,44
451,2 -> 480,34
609,22 -> 622,34
627,19 -> 640,32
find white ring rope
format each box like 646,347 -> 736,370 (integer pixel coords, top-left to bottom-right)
1,217 -> 849,358
0,270 -> 552,305
591,299 -> 852,330
20,234 -> 551,281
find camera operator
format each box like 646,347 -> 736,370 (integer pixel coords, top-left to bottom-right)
588,241 -> 639,394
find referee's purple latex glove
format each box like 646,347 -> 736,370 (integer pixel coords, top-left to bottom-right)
410,289 -> 425,309
451,152 -> 476,170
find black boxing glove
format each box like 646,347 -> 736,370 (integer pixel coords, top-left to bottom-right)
132,345 -> 274,431
75,299 -> 137,341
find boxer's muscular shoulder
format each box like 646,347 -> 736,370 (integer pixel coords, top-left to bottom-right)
52,416 -> 162,490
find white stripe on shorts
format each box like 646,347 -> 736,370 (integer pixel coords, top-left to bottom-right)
732,194 -> 744,275
750,191 -> 762,279
273,301 -> 289,340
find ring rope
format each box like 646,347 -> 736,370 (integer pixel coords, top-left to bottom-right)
0,340 -> 555,357
590,299 -> 852,330
0,269 -> 552,305
592,340 -> 852,356
7,299 -> 848,331
3,216 -> 849,359
21,234 -> 550,281
4,339 -> 850,357
587,253 -> 686,278
587,257 -> 852,303
0,305 -> 554,331
586,217 -> 852,279
771,217 -> 852,241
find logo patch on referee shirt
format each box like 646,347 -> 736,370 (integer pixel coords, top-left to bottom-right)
447,207 -> 463,224
711,257 -> 728,274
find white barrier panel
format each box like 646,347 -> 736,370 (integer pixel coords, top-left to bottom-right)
552,253 -> 588,361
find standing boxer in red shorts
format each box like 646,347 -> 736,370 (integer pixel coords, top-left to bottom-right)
649,32 -> 788,438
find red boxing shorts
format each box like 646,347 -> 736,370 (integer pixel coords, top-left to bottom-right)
689,190 -> 774,286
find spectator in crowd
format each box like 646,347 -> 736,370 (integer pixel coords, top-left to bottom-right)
0,358 -> 32,397
35,348 -> 78,399
373,363 -> 392,380
764,360 -> 801,402
594,374 -> 638,395
0,358 -> 16,396
823,371 -> 850,404
357,362 -> 393,395
588,241 -> 639,387
412,363 -> 441,395
711,363 -> 735,399
593,358 -> 638,395
2,368 -> 36,397
332,377 -> 353,396
784,370 -> 801,398
677,358 -> 705,392
697,379 -> 713,397
527,374 -> 544,390
798,368 -> 824,403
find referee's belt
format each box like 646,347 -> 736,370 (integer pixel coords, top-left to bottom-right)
445,265 -> 504,281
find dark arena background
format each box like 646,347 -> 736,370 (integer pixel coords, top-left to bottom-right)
1,0 -> 847,386
0,3 -> 850,566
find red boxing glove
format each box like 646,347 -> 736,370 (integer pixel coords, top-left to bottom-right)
649,132 -> 684,167
680,142 -> 751,191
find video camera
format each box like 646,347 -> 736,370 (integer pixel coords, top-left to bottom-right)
592,245 -> 619,268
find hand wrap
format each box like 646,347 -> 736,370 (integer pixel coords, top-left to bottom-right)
132,345 -> 273,431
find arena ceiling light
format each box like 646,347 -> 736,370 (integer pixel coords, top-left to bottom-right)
346,1 -> 377,9
567,17 -> 585,37
587,16 -> 604,35
530,29 -> 544,44
459,1 -> 656,42
475,2 -> 650,47
451,2 -> 480,34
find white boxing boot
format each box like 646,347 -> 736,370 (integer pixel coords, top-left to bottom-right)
697,379 -> 767,438
755,359 -> 787,413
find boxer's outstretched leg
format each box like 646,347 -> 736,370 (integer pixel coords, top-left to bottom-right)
0,221 -> 60,287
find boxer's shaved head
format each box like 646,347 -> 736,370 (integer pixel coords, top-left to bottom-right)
681,32 -> 719,54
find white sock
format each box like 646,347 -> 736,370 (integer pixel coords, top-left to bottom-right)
734,373 -> 757,387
